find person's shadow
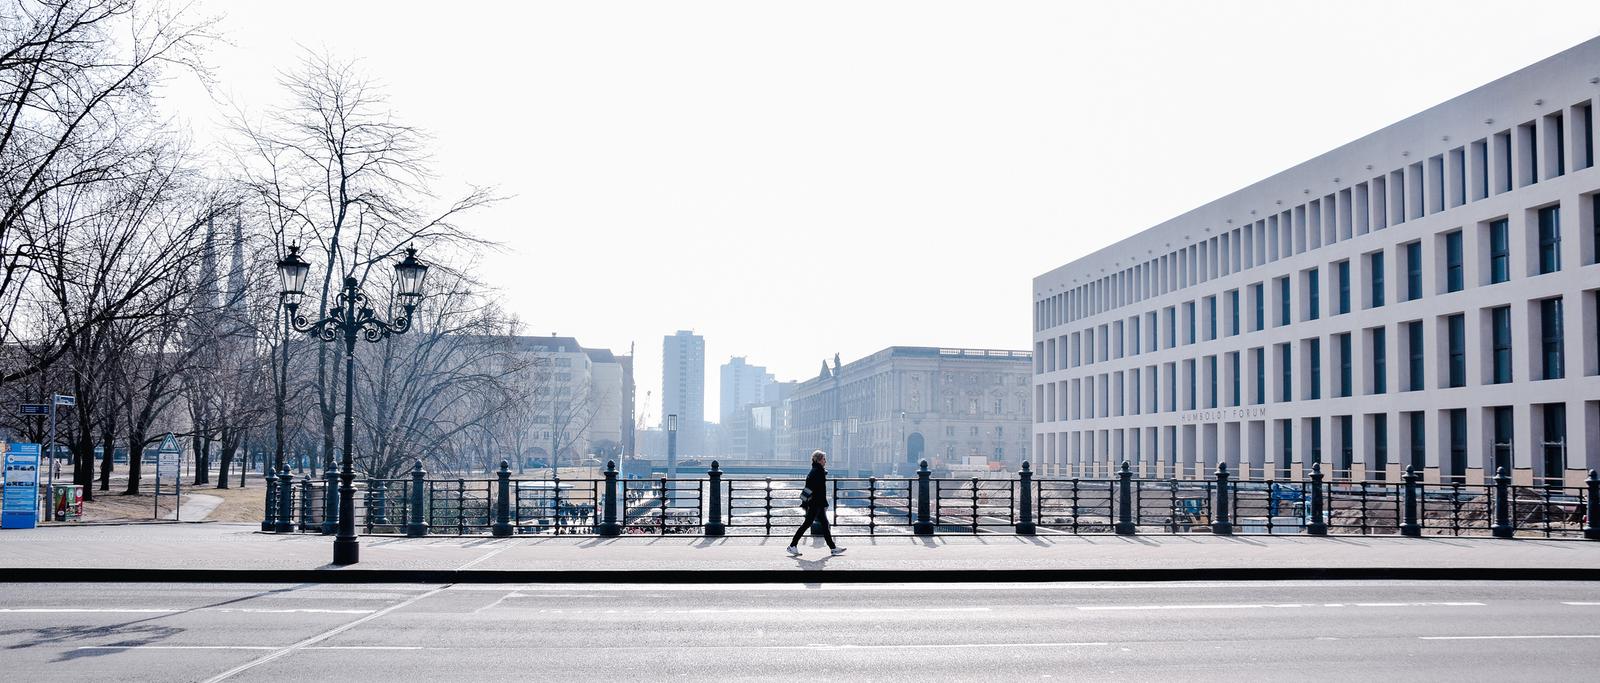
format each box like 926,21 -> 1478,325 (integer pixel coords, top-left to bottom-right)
793,555 -> 833,570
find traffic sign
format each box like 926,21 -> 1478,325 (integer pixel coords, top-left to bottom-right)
53,395 -> 75,407
158,433 -> 180,453
18,404 -> 48,416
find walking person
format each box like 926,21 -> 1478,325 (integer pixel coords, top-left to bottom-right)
787,450 -> 845,556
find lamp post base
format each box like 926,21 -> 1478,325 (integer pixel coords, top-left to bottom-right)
333,537 -> 360,565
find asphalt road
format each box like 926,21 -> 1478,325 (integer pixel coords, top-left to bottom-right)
2,581 -> 1596,681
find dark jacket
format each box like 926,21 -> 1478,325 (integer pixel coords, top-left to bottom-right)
802,462 -> 828,510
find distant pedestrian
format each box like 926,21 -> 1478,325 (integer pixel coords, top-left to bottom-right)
786,450 -> 845,556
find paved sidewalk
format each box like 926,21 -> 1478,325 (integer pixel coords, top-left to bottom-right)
2,523 -> 1599,582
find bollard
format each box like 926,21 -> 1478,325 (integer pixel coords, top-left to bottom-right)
914,459 -> 935,535
1584,470 -> 1599,541
1016,462 -> 1036,535
706,461 -> 726,536
275,467 -> 294,533
261,472 -> 277,532
1115,460 -> 1136,535
492,460 -> 512,537
1400,465 -> 1421,537
1491,466 -> 1513,539
597,460 -> 621,537
1211,463 -> 1233,535
1307,463 -> 1328,536
406,460 -> 428,537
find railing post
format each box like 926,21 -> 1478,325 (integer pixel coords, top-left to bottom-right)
1491,466 -> 1514,539
914,459 -> 934,535
299,477 -> 312,532
706,461 -> 725,536
275,466 -> 294,533
598,460 -> 621,536
1016,462 -> 1036,535
1211,463 -> 1233,535
1307,462 -> 1328,536
1400,465 -> 1421,537
407,460 -> 428,537
261,471 -> 277,532
1116,460 -> 1136,535
492,460 -> 513,537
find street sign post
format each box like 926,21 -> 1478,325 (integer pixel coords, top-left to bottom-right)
2,443 -> 42,529
43,393 -> 75,522
154,433 -> 182,521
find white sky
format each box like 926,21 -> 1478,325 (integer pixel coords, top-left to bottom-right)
171,1 -> 1600,427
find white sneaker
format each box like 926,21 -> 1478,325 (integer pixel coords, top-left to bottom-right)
830,547 -> 847,556
785,546 -> 801,556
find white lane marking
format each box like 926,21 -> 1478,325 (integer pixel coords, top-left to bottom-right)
200,584 -> 451,683
1420,635 -> 1600,640
78,646 -> 276,651
456,543 -> 514,570
543,607 -> 991,615
1078,602 -> 1482,611
1560,602 -> 1600,606
78,646 -> 426,651
1,608 -> 373,615
444,580 -> 1505,592
782,642 -> 1108,651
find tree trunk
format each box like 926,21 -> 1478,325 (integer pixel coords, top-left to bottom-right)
125,431 -> 146,495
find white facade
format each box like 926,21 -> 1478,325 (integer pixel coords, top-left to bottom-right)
1032,37 -> 1600,486
662,330 -> 706,456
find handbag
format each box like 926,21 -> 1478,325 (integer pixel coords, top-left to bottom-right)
799,487 -> 812,509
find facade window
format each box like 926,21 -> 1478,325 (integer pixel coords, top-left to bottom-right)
1447,314 -> 1466,388
1408,411 -> 1426,471
1131,317 -> 1141,355
1186,360 -> 1197,410
1228,351 -> 1240,407
1372,327 -> 1387,395
1491,305 -> 1512,384
1308,338 -> 1322,400
994,398 -> 1004,414
1373,415 -> 1389,479
1491,406 -> 1514,474
1540,297 -> 1564,380
1448,409 -> 1467,483
1280,420 -> 1293,477
1252,283 -> 1265,331
1538,205 -> 1561,274
1337,333 -> 1352,398
1489,219 -> 1510,284
1228,290 -> 1240,336
1336,261 -> 1351,314
1278,277 -> 1291,326
1185,301 -> 1196,345
1594,195 -> 1600,265
1407,321 -> 1423,391
1369,251 -> 1385,308
1309,418 -> 1323,465
1206,356 -> 1218,409
1446,230 -> 1464,292
1307,268 -> 1320,321
1253,347 -> 1265,406
1166,307 -> 1177,349
1405,242 -> 1423,301
1338,416 -> 1354,473
1205,296 -> 1217,341
1542,404 -> 1567,484
1279,343 -> 1291,403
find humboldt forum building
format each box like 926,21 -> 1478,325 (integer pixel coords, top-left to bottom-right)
1032,37 -> 1600,486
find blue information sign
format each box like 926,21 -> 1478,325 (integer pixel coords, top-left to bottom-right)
2,442 -> 42,529
19,403 -> 48,416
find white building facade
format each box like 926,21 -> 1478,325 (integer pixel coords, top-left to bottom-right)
1032,37 -> 1600,486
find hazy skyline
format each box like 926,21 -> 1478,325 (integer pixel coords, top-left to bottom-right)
169,1 -> 1600,426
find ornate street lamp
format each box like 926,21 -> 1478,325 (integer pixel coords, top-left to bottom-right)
276,244 -> 428,565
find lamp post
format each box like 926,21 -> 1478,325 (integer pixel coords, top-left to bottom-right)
276,244 -> 428,565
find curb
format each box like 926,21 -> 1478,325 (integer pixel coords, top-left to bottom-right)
4,566 -> 1598,584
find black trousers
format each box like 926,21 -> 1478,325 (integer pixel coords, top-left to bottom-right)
789,505 -> 837,548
